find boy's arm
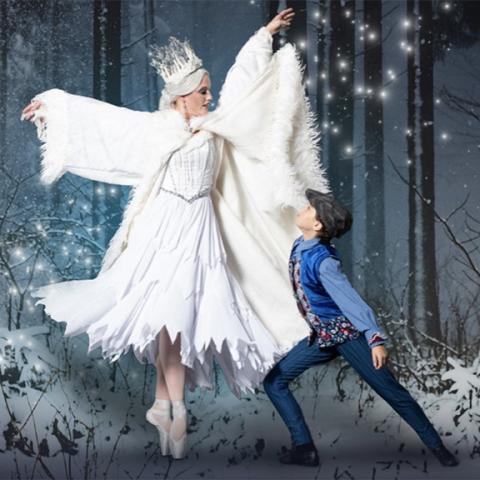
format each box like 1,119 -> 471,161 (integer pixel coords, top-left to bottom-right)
318,257 -> 387,348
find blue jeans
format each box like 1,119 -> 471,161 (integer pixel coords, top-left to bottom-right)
263,335 -> 442,449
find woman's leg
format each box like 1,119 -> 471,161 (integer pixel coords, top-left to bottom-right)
147,340 -> 174,455
154,359 -> 170,400
157,328 -> 187,458
157,328 -> 186,401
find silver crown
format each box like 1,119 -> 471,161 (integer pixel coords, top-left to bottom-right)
149,37 -> 203,85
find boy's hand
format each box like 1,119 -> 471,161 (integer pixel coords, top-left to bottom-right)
371,345 -> 388,369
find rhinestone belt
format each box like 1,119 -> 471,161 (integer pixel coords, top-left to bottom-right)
159,187 -> 210,203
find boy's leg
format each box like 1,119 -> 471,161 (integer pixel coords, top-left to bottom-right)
337,335 -> 442,449
263,337 -> 338,446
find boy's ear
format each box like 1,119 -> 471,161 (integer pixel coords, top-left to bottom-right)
313,220 -> 324,234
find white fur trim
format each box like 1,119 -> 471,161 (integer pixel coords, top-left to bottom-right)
32,89 -> 69,185
265,44 -> 330,210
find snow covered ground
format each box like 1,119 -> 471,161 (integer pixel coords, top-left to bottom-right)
1,327 -> 478,479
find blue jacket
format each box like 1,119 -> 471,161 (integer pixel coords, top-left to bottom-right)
290,236 -> 387,347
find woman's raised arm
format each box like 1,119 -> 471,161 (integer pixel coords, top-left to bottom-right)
217,8 -> 294,109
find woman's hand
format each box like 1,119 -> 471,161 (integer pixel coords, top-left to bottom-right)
371,345 -> 388,369
265,7 -> 295,36
21,99 -> 43,122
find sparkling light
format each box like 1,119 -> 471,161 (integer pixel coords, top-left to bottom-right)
368,32 -> 377,41
403,19 -> 411,28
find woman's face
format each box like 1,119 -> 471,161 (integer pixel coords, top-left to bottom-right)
176,74 -> 212,118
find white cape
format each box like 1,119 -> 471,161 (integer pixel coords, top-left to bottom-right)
31,27 -> 330,354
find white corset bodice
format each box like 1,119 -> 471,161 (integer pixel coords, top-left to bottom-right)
160,134 -> 216,202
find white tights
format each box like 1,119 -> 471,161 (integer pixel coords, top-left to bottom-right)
154,328 -> 187,440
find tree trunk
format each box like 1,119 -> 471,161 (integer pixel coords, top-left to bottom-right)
268,0 -> 281,52
144,0 -> 158,111
0,0 -> 8,169
327,0 -> 355,277
363,0 -> 385,299
92,0 -> 123,250
286,0 -> 307,79
316,0 -> 326,149
418,0 -> 441,340
406,0 -> 418,339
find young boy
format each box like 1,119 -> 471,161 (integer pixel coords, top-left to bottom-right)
263,189 -> 458,467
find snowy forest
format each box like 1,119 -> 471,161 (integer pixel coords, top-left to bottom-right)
1,0 -> 479,478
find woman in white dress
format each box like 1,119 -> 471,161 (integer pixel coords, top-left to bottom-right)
22,7 -> 329,459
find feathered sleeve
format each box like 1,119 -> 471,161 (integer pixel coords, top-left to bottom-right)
217,26 -> 273,109
29,88 -> 161,186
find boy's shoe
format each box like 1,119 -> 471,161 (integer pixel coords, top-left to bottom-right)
279,444 -> 319,467
430,445 -> 459,467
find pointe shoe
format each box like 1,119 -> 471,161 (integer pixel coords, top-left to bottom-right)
146,399 -> 171,456
169,400 -> 187,459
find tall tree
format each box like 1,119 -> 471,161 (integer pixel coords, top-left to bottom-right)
0,0 -> 8,169
286,0 -> 307,79
268,1 -> 281,52
406,0 -> 418,337
92,0 -> 123,250
418,0 -> 441,340
144,0 -> 159,111
363,0 -> 385,299
327,0 -> 355,277
315,0 -> 327,151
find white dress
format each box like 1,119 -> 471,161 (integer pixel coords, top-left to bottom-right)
32,129 -> 280,396
29,26 -> 329,396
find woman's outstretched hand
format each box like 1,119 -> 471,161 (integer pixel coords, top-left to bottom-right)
21,100 -> 42,122
266,7 -> 295,36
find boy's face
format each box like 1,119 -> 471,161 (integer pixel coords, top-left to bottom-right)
295,203 -> 324,236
